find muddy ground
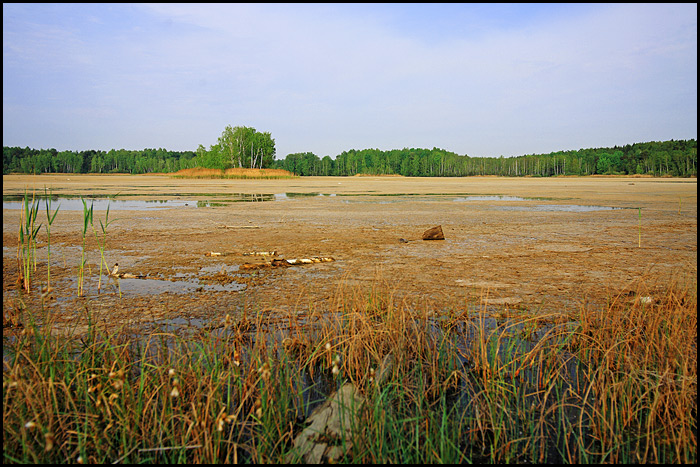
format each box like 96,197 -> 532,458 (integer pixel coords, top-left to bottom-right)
3,174 -> 697,336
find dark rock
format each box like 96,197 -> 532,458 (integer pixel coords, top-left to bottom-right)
422,225 -> 445,240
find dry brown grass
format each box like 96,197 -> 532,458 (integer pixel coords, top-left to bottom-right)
3,271 -> 696,463
170,167 -> 295,179
571,274 -> 697,463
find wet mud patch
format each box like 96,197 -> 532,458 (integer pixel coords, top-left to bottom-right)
3,175 -> 696,339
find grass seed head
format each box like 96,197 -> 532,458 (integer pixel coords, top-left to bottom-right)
44,432 -> 55,452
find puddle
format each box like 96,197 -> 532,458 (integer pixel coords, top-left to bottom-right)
453,195 -> 530,201
494,204 -> 625,212
199,264 -> 241,274
276,192 -> 332,199
117,277 -> 245,294
150,316 -> 210,333
2,192 -> 333,210
5,193 -> 623,212
3,197 -> 199,211
51,273 -> 247,299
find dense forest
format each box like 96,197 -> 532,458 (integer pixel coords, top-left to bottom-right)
3,137 -> 696,178
277,140 -> 696,177
2,125 -> 276,176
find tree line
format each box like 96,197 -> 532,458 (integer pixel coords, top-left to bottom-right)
3,125 -> 277,175
275,139 -> 696,177
4,135 -> 696,177
2,146 -> 200,175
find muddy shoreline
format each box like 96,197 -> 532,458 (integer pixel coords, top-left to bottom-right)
3,174 -> 697,335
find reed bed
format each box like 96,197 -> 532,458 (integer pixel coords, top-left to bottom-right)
16,190 -> 42,293
170,167 -> 295,179
3,270 -> 696,464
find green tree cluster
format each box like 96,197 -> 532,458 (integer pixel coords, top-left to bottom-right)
194,125 -> 276,170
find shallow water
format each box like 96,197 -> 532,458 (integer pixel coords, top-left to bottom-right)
2,193 -> 330,210
453,195 -> 530,201
3,193 -> 624,212
494,204 -> 626,212
2,197 -> 198,211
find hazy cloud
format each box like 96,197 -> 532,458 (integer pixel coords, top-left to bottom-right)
3,3 -> 696,158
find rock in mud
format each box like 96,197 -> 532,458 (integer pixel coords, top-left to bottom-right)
422,225 -> 445,240
286,383 -> 366,463
286,354 -> 394,463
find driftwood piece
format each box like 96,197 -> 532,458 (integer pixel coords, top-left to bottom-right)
207,250 -> 278,257
286,257 -> 334,265
205,251 -> 229,257
216,225 -> 260,229
240,257 -> 334,270
242,251 -> 277,256
107,263 -> 145,279
422,225 -> 445,240
115,273 -> 145,279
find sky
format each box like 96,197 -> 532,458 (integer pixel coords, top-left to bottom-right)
3,3 -> 697,159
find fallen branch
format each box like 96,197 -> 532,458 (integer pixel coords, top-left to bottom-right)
114,273 -> 145,279
205,251 -> 231,257
243,251 -> 277,256
240,257 -> 334,270
216,225 -> 260,229
107,263 -> 145,278
207,250 -> 277,257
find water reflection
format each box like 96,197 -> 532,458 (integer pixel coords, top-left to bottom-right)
3,193 -> 626,212
2,197 -> 197,211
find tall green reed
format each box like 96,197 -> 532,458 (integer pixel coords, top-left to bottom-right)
17,189 -> 42,293
78,197 -> 94,296
91,195 -> 118,294
43,187 -> 60,290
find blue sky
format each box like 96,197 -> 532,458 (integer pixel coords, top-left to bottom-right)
3,3 -> 697,159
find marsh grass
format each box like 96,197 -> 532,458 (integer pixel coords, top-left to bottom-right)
170,167 -> 296,179
43,187 -> 60,291
77,197 -> 94,297
3,273 -> 696,463
90,195 -> 118,295
16,189 -> 42,293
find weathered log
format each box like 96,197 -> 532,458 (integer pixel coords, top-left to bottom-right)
286,257 -> 334,265
240,257 -> 334,270
242,251 -> 277,256
216,225 -> 260,229
116,273 -> 145,279
422,225 -> 445,240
